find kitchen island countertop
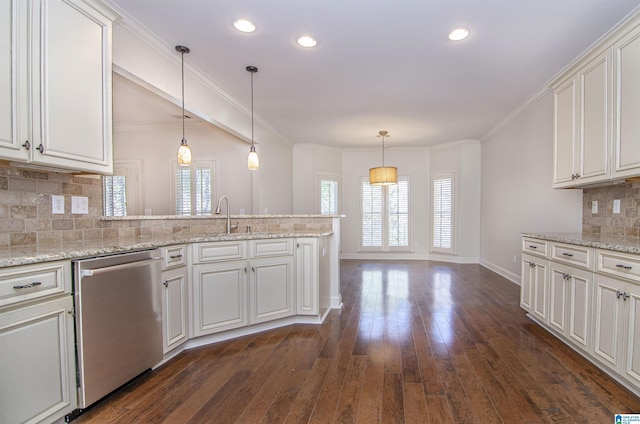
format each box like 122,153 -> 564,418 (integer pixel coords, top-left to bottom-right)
0,232 -> 332,268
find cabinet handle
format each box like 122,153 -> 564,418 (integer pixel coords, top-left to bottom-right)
616,264 -> 633,270
562,253 -> 574,257
563,273 -> 571,280
244,267 -> 247,273
37,143 -> 44,154
297,243 -> 300,248
252,267 -> 255,272
13,281 -> 42,289
163,281 -> 169,288
617,290 -> 623,299
169,254 -> 183,259
22,140 -> 30,150
529,262 -> 536,268
528,245 -> 537,249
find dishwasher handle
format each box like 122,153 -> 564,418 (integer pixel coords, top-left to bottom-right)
80,257 -> 161,278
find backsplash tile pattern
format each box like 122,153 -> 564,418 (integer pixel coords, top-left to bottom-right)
582,180 -> 640,238
0,164 -> 333,249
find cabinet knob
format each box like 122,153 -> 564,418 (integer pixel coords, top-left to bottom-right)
37,143 -> 45,154
21,140 -> 30,150
163,281 -> 169,287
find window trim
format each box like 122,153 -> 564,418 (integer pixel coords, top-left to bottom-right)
358,176 -> 411,252
316,173 -> 340,215
431,171 -> 455,254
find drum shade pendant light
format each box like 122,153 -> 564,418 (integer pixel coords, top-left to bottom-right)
176,45 -> 192,166
369,131 -> 397,185
246,65 -> 259,170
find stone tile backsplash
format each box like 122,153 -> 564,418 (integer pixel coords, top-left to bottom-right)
0,164 -> 333,249
583,180 -> 640,238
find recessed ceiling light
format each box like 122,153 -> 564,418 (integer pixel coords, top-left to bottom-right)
297,36 -> 317,48
448,28 -> 470,41
233,19 -> 256,33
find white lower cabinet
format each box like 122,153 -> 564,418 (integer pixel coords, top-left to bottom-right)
161,266 -> 188,353
521,254 -> 549,324
192,260 -> 248,336
296,238 -> 319,315
592,274 -> 640,387
249,256 -> 294,323
549,262 -> 592,352
0,295 -> 76,424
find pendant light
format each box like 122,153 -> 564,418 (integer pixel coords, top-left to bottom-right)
176,45 -> 192,166
246,65 -> 259,170
369,130 -> 397,185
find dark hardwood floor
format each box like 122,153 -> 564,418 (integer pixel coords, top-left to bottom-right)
75,260 -> 640,423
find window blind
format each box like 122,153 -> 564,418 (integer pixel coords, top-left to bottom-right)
433,175 -> 453,249
388,180 -> 409,247
103,175 -> 127,216
361,181 -> 383,247
174,168 -> 191,215
320,179 -> 338,215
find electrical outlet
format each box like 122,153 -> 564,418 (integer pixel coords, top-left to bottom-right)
71,196 -> 89,214
592,200 -> 598,214
52,195 -> 65,214
613,199 -> 621,214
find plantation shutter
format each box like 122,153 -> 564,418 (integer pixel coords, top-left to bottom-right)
195,167 -> 212,215
433,174 -> 453,250
388,179 -> 409,247
361,180 -> 383,247
175,168 -> 192,215
320,179 -> 338,215
103,175 -> 127,216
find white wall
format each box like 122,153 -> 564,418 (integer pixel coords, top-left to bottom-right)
480,92 -> 582,283
112,20 -> 293,215
292,144 -> 342,214
430,141 -> 482,263
114,123 -> 253,215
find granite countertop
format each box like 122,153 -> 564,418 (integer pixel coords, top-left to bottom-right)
522,232 -> 640,255
0,232 -> 332,268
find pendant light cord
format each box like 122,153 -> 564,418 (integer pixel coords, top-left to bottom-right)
181,50 -> 185,142
381,134 -> 385,166
251,71 -> 254,148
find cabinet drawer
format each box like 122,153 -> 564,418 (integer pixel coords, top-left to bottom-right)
522,238 -> 548,258
0,261 -> 70,308
550,242 -> 594,270
160,245 -> 187,270
597,250 -> 640,283
192,241 -> 247,264
250,238 -> 293,258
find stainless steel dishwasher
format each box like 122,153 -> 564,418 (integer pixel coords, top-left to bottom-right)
73,249 -> 162,410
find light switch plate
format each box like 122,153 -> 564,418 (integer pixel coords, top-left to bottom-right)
613,199 -> 621,214
71,196 -> 89,214
52,195 -> 65,214
592,200 -> 598,214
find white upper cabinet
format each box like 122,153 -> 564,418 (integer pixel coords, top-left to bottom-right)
613,23 -> 640,179
553,49 -> 611,188
0,0 -> 116,174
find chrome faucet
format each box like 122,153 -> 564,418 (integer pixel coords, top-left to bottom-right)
215,195 -> 238,234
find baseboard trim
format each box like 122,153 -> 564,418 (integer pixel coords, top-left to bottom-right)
479,259 -> 520,285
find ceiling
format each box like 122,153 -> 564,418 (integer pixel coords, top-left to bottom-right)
109,0 -> 640,148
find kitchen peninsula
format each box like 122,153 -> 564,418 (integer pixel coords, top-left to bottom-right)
0,213 -> 342,424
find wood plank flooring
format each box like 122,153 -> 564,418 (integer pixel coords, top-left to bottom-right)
74,260 -> 640,423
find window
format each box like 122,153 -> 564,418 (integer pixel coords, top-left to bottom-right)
103,160 -> 141,216
103,175 -> 127,216
172,161 -> 214,215
432,172 -> 454,252
318,174 -> 340,215
360,177 -> 410,251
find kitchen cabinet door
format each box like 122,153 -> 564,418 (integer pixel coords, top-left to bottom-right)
161,266 -> 188,353
553,76 -> 578,188
29,0 -> 113,173
0,295 -> 76,424
296,238 -> 319,315
531,258 -> 550,324
567,267 -> 593,352
614,24 -> 640,179
0,0 -> 30,162
592,275 -> 626,372
249,256 -> 294,323
625,283 -> 640,386
192,261 -> 248,336
549,264 -> 568,334
520,254 -> 535,313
